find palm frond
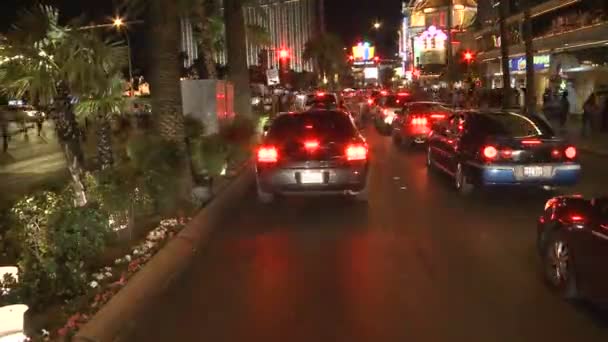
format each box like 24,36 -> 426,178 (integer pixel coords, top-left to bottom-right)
75,74 -> 127,118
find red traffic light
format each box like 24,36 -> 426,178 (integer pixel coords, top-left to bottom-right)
463,51 -> 474,61
373,56 -> 380,62
278,49 -> 289,59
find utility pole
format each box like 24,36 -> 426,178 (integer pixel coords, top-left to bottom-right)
522,0 -> 535,115
446,1 -> 454,87
498,0 -> 511,109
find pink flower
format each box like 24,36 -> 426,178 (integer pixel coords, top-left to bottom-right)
58,327 -> 68,337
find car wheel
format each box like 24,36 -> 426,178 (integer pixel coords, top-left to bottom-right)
455,163 -> 474,195
392,132 -> 402,146
256,182 -> 274,204
542,232 -> 578,300
426,146 -> 434,169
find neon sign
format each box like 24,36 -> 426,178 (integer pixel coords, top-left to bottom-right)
352,42 -> 375,61
415,25 -> 447,51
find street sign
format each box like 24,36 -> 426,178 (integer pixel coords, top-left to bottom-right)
266,69 -> 279,86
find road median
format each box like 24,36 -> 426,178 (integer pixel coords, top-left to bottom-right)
73,165 -> 255,342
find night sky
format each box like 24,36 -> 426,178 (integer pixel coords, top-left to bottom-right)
1,0 -> 403,60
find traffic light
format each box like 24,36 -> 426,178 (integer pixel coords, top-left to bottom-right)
278,48 -> 291,86
278,49 -> 289,60
463,51 -> 474,63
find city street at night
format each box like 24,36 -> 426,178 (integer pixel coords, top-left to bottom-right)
127,127 -> 608,342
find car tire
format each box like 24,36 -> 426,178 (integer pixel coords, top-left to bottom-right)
542,232 -> 579,300
256,182 -> 274,204
455,163 -> 474,195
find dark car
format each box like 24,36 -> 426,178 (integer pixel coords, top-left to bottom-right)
373,92 -> 414,134
304,92 -> 338,110
537,195 -> 608,304
391,101 -> 451,147
256,110 -> 370,203
426,111 -> 581,194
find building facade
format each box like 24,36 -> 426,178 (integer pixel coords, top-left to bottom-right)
399,0 -> 477,82
475,0 -> 608,112
181,0 -> 323,73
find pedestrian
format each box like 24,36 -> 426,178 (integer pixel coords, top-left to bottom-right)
602,96 -> 608,132
36,114 -> 44,137
582,93 -> 597,137
1,115 -> 8,153
559,91 -> 569,131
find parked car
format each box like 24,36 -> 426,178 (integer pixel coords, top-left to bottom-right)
426,111 -> 581,194
391,101 -> 451,147
256,110 -> 370,203
537,195 -> 608,304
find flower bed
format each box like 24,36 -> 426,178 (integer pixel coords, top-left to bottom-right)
25,217 -> 189,341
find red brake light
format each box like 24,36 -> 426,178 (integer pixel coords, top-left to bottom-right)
316,92 -> 325,97
380,90 -> 388,95
521,139 -> 542,145
411,116 -> 428,125
482,145 -> 498,160
551,149 -> 561,159
345,144 -> 368,161
500,148 -> 513,159
559,214 -> 586,225
257,146 -> 278,163
367,99 -> 373,105
565,146 -> 576,159
304,140 -> 320,151
430,114 -> 446,119
398,92 -> 409,96
383,109 -> 389,115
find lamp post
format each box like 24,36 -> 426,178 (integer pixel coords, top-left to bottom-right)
113,17 -> 134,97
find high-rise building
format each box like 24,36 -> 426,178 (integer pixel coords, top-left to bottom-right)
399,1 -> 477,81
181,0 -> 323,72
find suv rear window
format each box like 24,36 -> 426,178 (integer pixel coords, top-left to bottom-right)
268,112 -> 356,140
408,103 -> 450,114
473,113 -> 554,137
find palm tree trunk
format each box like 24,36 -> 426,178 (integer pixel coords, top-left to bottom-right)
96,114 -> 114,169
224,0 -> 252,118
149,0 -> 186,144
193,2 -> 217,79
522,0 -> 535,115
499,0 -> 512,109
54,92 -> 87,206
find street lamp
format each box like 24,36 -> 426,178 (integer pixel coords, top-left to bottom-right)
373,22 -> 381,30
113,17 -> 133,96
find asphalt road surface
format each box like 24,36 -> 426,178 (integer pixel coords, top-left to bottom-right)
128,127 -> 608,342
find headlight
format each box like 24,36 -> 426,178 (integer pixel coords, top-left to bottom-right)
25,110 -> 37,117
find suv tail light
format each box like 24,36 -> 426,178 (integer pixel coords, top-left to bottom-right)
565,146 -> 577,160
257,146 -> 278,163
559,213 -> 587,225
345,143 -> 368,161
367,99 -> 373,105
430,113 -> 446,119
303,140 -> 320,151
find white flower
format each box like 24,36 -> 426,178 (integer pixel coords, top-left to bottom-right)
42,329 -> 50,337
125,254 -> 132,262
89,281 -> 99,288
114,258 -> 123,265
133,248 -> 141,256
104,266 -> 112,272
94,273 -> 104,281
104,272 -> 112,278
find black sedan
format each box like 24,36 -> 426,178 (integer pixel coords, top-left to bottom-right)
537,195 -> 608,304
255,110 -> 370,203
391,101 -> 451,147
426,111 -> 581,194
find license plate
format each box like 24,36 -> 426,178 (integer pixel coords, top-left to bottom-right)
300,171 -> 324,184
523,166 -> 543,178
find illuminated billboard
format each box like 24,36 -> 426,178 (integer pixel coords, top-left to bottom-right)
352,42 -> 375,61
414,25 -> 447,65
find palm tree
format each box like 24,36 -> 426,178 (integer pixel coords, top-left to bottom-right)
224,0 -> 253,118
303,33 -> 346,88
191,0 -> 220,79
0,5 -> 123,205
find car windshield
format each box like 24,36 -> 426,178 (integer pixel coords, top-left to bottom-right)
268,112 -> 356,141
476,113 -> 555,137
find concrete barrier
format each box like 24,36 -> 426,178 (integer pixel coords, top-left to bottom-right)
74,167 -> 254,342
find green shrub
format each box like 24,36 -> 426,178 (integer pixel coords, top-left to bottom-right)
10,192 -> 110,310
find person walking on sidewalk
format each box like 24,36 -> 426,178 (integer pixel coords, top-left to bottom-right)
35,114 -> 44,137
582,93 -> 597,137
559,91 -> 569,132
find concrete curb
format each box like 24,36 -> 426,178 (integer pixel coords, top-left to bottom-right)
73,165 -> 255,342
